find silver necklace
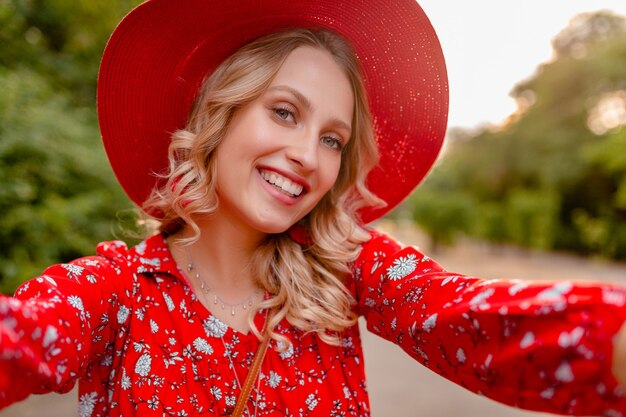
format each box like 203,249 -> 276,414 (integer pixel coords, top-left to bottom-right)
185,247 -> 259,317
185,245 -> 265,415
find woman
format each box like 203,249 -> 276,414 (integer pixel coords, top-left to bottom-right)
2,0 -> 626,416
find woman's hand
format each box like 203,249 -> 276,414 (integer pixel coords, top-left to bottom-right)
612,320 -> 626,387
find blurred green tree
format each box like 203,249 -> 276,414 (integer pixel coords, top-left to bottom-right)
404,11 -> 626,258
0,0 -> 142,293
409,190 -> 475,253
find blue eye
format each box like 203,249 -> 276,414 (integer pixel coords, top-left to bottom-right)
321,136 -> 343,151
273,107 -> 295,122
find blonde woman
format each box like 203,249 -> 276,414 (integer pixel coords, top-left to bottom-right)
2,1 -> 626,416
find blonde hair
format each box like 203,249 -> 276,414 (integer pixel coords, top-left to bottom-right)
144,28 -> 384,345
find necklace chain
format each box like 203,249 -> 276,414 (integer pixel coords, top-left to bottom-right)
184,247 -> 258,317
182,245 -> 266,416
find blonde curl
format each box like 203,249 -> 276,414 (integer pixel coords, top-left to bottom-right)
143,28 -> 385,345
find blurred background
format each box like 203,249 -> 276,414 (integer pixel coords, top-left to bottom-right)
1,0 -> 626,416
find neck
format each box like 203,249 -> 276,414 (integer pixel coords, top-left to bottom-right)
172,215 -> 266,290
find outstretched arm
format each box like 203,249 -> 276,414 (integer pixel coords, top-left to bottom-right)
0,241 -> 130,409
351,230 -> 626,416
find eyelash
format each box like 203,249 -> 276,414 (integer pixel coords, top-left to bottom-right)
321,136 -> 344,151
273,106 -> 295,122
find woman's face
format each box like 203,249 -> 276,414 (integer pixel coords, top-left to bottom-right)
213,46 -> 354,238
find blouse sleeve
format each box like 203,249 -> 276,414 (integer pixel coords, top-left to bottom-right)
350,229 -> 626,416
0,241 -> 131,409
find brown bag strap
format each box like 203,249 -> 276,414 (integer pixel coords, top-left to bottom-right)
232,309 -> 274,417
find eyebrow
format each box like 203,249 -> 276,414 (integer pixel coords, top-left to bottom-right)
267,85 -> 352,134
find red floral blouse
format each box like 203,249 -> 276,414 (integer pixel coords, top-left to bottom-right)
1,230 -> 626,416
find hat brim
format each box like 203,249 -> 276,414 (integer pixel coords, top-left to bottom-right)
98,0 -> 448,224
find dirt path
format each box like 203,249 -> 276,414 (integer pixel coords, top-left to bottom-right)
3,222 -> 626,417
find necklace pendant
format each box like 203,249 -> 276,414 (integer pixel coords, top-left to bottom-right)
187,262 -> 193,272
231,305 -> 236,316
214,295 -> 219,305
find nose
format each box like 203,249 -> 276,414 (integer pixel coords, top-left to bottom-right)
285,131 -> 319,172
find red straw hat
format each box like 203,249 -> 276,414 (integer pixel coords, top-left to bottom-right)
98,0 -> 448,224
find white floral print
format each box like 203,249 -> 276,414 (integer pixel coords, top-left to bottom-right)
3,231 -> 626,417
134,353 -> 152,376
140,257 -> 161,268
210,386 -> 222,400
422,313 -> 437,332
67,295 -> 85,312
469,288 -> 495,310
603,288 -> 626,307
370,251 -> 386,274
78,391 -> 97,417
386,254 -> 417,281
520,331 -> 535,349
267,371 -> 282,388
121,368 -> 131,390
61,263 -> 85,279
305,393 -> 319,411
203,316 -> 227,338
456,348 -> 466,364
163,293 -> 175,312
555,362 -> 574,382
117,305 -> 130,324
192,337 -> 214,355
42,325 -> 58,348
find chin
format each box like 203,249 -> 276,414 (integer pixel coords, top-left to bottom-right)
251,209 -> 311,235
249,219 -> 296,236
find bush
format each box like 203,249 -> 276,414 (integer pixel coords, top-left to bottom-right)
410,190 -> 476,252
0,68 -> 137,293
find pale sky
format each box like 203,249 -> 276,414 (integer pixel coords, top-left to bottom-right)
417,1 -> 626,131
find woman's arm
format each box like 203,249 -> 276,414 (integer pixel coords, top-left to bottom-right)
0,241 -> 131,409
351,230 -> 626,415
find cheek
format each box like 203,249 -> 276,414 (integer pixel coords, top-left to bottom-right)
221,108 -> 275,153
320,159 -> 343,192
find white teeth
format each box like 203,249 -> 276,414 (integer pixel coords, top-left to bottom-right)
260,169 -> 304,197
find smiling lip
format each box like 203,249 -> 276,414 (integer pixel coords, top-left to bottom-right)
256,166 -> 310,205
257,165 -> 310,193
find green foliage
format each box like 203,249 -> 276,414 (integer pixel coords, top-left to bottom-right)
0,68 -> 137,293
409,189 -> 476,252
403,11 -> 626,259
503,189 -> 560,250
0,0 -> 142,293
1,0 -> 141,104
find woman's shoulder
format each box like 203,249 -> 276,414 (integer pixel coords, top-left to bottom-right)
94,233 -> 178,275
15,234 -> 177,300
95,233 -> 163,262
354,227 -> 442,278
359,228 -> 404,256
25,234 -> 174,286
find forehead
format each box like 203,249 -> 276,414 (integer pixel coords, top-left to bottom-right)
269,46 -> 354,122
272,46 -> 349,84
